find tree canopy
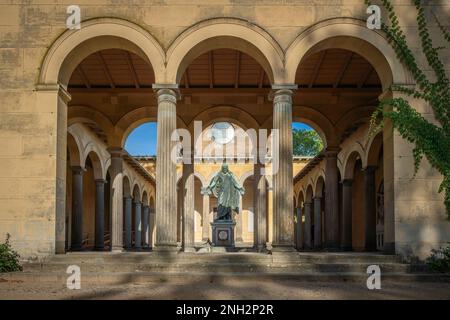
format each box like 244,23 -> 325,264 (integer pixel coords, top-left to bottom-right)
292,128 -> 323,156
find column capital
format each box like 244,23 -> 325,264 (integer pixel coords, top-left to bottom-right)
364,165 -> 378,173
313,196 -> 322,201
269,84 -> 297,102
107,147 -> 125,158
325,146 -> 341,157
342,179 -> 354,186
133,199 -> 142,205
95,179 -> 107,185
153,84 -> 180,102
71,166 -> 85,174
36,83 -> 72,104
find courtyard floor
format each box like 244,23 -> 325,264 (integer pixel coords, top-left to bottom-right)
1,276 -> 450,300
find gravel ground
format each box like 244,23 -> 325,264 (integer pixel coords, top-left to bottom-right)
1,277 -> 450,300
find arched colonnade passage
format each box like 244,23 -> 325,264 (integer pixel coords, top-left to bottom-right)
30,15 -> 442,259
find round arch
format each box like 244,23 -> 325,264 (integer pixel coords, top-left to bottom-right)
239,170 -> 254,186
67,131 -> 83,168
314,175 -> 325,198
305,184 -> 314,203
68,106 -> 115,144
285,18 -> 411,90
39,18 -> 165,86
123,174 -> 132,198
165,18 -> 284,84
187,105 -> 260,132
342,145 -> 365,180
84,150 -> 104,181
132,183 -> 141,202
364,131 -> 383,168
297,190 -> 305,207
142,191 -> 149,206
118,107 -> 188,147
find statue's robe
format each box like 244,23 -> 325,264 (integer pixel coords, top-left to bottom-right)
206,171 -> 244,220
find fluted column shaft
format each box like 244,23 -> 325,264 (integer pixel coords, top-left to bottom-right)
304,202 -> 312,249
202,194 -> 210,241
296,207 -> 303,250
155,88 -> 178,250
71,166 -> 84,251
313,197 -> 322,249
134,200 -> 142,249
94,179 -> 106,251
107,147 -> 124,251
182,156 -> 195,251
272,89 -> 294,249
325,148 -> 340,249
364,166 -> 377,251
236,196 -> 243,242
123,196 -> 132,250
142,205 -> 149,248
254,163 -> 267,250
341,179 -> 353,250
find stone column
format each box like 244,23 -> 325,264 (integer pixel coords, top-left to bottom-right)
70,166 -> 84,251
142,205 -> 149,248
267,187 -> 273,249
313,197 -> 322,249
107,147 -> 125,252
296,207 -> 303,250
254,163 -> 267,251
201,193 -> 210,241
341,179 -> 353,250
271,87 -> 295,249
364,166 -> 377,251
154,87 -> 179,250
325,147 -> 340,249
236,196 -> 243,242
149,207 -> 155,248
134,200 -> 142,250
123,196 -> 132,250
304,202 -> 312,249
182,158 -> 195,252
94,179 -> 106,251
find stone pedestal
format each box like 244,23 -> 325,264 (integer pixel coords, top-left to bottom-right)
211,221 -> 236,247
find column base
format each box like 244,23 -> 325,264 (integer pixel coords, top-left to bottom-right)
340,246 -> 353,252
271,244 -> 296,252
183,246 -> 196,253
384,242 -> 396,254
111,246 -> 124,253
154,243 -> 180,252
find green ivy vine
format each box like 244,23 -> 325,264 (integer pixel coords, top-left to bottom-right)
365,0 -> 450,217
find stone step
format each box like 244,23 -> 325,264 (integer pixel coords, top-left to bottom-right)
24,263 -> 417,273
35,251 -> 402,264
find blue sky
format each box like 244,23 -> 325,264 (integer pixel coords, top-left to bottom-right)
125,121 -> 313,156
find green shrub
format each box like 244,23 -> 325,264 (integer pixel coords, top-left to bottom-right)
0,233 -> 22,273
426,242 -> 450,273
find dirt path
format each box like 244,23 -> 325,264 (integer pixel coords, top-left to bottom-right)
1,277 -> 450,300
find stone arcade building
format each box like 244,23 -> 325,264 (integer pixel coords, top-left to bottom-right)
0,1 -> 448,261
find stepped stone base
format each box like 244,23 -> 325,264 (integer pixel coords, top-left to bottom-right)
3,251 -> 447,284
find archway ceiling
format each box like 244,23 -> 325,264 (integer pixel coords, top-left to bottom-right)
68,48 -> 381,142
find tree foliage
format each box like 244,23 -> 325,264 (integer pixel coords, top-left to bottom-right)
293,128 -> 323,156
365,0 -> 450,217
